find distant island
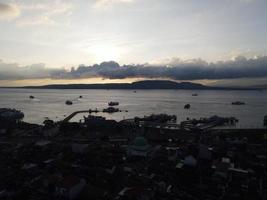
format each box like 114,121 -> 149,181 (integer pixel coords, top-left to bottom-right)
20,80 -> 261,90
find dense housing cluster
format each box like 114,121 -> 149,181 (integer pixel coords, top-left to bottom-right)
0,109 -> 267,200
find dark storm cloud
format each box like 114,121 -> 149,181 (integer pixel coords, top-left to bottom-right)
1,56 -> 267,81
63,56 -> 267,80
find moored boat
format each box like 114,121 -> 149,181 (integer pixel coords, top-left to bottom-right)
65,100 -> 73,105
184,104 -> 191,109
103,107 -> 119,113
108,101 -> 119,106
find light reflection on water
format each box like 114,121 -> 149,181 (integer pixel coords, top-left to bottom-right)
0,88 -> 267,128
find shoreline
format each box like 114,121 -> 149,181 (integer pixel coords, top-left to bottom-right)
1,80 -> 266,90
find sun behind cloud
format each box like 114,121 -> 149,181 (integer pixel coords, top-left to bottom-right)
91,45 -> 121,63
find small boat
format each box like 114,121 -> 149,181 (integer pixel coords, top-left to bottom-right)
89,109 -> 99,114
134,91 -> 137,93
232,101 -> 245,105
103,107 -> 119,113
192,93 -> 198,96
65,100 -> 73,105
184,104 -> 191,109
79,95 -> 83,98
108,101 -> 119,106
29,95 -> 35,99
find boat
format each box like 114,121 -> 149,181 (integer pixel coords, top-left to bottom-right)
232,101 -> 245,105
79,95 -> 83,98
89,109 -> 99,114
65,100 -> 73,105
103,107 -> 119,113
29,95 -> 35,99
184,104 -> 191,109
108,101 -> 119,106
0,108 -> 24,122
192,93 -> 198,96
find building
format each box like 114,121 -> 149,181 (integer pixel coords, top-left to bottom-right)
127,136 -> 152,158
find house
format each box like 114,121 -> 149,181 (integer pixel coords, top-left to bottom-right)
127,136 -> 152,158
71,143 -> 89,154
184,155 -> 197,167
212,157 -> 233,180
199,144 -> 212,160
116,187 -> 154,200
45,175 -> 86,200
79,184 -> 108,200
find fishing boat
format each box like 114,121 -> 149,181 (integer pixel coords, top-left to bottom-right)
65,100 -> 73,105
184,104 -> 191,109
108,101 -> 119,106
103,107 -> 119,113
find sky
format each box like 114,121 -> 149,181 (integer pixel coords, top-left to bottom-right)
0,0 -> 267,86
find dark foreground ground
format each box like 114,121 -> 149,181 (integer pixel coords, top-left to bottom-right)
1,115 -> 267,200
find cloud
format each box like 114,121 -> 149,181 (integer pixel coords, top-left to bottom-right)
17,15 -> 56,26
61,56 -> 267,80
238,0 -> 255,3
93,0 -> 134,8
1,56 -> 267,81
19,1 -> 72,13
0,2 -> 20,20
16,1 -> 72,26
0,60 -> 66,80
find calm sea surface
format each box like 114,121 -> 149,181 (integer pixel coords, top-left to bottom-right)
0,88 -> 267,128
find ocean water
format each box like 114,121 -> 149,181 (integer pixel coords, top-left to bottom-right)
0,88 -> 267,128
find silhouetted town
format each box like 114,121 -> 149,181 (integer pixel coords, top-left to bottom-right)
1,108 -> 267,200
